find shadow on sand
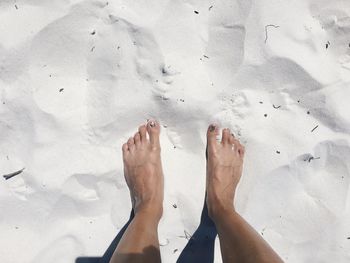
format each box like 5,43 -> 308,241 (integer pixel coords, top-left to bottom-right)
75,201 -> 217,263
176,199 -> 217,263
76,149 -> 217,263
75,211 -> 134,263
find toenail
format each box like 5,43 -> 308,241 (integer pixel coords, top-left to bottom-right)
209,125 -> 216,132
149,121 -> 156,127
231,133 -> 235,137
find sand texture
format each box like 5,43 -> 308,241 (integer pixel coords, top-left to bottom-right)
1,0 -> 350,262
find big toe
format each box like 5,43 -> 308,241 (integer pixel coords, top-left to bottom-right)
207,124 -> 219,149
146,120 -> 161,147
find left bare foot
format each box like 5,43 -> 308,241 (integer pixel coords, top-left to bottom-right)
122,120 -> 164,220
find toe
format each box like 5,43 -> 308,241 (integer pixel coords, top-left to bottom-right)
146,120 -> 161,147
138,125 -> 147,142
122,143 -> 129,153
221,128 -> 231,144
229,133 -> 235,144
207,124 -> 219,148
127,137 -> 135,150
238,144 -> 245,157
232,138 -> 244,157
134,132 -> 141,146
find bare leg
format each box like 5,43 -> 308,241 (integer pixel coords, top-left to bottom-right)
206,125 -> 283,263
109,120 -> 163,263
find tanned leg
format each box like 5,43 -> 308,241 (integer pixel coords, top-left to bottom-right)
109,120 -> 164,263
206,124 -> 283,263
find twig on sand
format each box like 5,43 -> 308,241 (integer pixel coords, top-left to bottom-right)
311,125 -> 319,132
2,168 -> 25,180
264,24 -> 280,44
304,156 -> 320,162
179,230 -> 192,240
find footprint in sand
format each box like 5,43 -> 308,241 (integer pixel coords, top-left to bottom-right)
86,15 -> 168,141
205,0 -> 252,89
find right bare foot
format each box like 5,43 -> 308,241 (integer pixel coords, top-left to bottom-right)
206,124 -> 245,220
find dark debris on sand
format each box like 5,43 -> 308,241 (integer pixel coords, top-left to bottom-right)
304,156 -> 320,162
2,168 -> 25,180
311,125 -> 319,132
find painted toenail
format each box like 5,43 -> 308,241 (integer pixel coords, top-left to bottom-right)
209,125 -> 216,132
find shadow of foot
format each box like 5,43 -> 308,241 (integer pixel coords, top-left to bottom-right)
177,199 -> 217,263
75,210 -> 135,263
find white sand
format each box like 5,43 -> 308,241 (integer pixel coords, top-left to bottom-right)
1,0 -> 350,262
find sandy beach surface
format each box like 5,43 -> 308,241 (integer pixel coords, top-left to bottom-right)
1,0 -> 350,262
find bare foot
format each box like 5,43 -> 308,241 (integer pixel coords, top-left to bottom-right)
122,120 -> 164,220
206,124 -> 245,220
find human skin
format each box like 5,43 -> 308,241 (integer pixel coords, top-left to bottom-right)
109,120 -> 163,263
206,125 -> 283,263
109,121 -> 283,263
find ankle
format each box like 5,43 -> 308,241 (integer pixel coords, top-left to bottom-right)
134,202 -> 163,221
207,196 -> 235,221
